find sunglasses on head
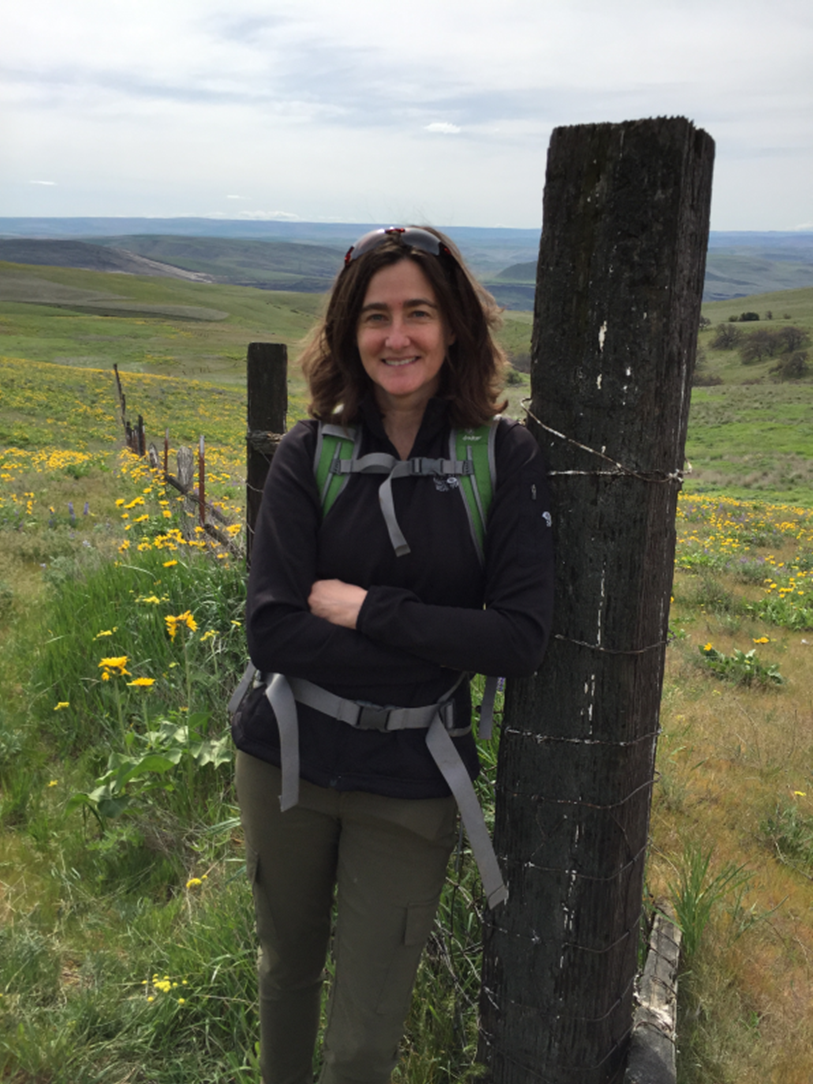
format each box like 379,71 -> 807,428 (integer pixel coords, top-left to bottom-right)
343,226 -> 453,267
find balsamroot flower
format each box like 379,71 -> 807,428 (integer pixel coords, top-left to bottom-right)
165,611 -> 198,640
127,676 -> 156,688
98,655 -> 130,678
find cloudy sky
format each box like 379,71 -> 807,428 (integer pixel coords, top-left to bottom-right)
3,0 -> 811,231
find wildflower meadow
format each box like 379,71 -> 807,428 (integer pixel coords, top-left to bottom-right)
0,281 -> 811,1084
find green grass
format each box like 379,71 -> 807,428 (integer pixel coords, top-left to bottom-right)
0,268 -> 811,1083
0,260 -> 323,386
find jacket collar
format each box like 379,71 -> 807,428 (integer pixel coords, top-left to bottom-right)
358,394 -> 451,454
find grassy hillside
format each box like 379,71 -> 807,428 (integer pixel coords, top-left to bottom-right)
0,264 -> 811,1084
2,229 -> 810,309
91,235 -> 345,291
485,255 -> 813,308
1,263 -> 810,504
0,261 -> 321,391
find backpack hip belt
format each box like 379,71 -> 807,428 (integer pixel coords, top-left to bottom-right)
263,671 -> 508,910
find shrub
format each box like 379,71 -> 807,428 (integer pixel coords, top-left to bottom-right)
740,329 -> 780,364
770,352 -> 810,381
777,325 -> 806,352
711,324 -> 743,349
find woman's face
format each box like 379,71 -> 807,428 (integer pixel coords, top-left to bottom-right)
356,259 -> 454,413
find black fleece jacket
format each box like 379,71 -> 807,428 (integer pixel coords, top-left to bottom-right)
235,396 -> 555,799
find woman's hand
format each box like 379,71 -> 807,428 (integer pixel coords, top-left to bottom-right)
308,579 -> 367,630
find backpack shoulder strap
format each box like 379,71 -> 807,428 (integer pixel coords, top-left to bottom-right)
450,420 -> 498,564
314,421 -> 362,517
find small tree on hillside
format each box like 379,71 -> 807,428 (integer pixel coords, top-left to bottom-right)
777,325 -> 806,353
771,351 -> 810,380
740,328 -> 780,364
711,323 -> 743,349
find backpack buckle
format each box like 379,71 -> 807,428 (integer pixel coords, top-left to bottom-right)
356,705 -> 392,731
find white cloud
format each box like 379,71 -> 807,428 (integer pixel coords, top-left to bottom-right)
425,122 -> 461,134
1,0 -> 810,227
236,210 -> 301,221
29,179 -> 56,185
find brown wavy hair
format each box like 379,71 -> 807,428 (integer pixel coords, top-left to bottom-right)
300,227 -> 508,428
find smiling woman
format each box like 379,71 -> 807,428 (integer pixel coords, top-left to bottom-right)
232,225 -> 555,1084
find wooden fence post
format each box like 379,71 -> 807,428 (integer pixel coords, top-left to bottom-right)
246,343 -> 288,567
478,117 -> 714,1083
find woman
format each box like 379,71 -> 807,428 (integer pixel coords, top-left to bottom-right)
233,226 -> 554,1083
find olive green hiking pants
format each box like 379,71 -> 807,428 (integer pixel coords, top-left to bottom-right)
236,751 -> 458,1084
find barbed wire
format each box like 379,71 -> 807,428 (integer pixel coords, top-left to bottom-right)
495,774 -> 656,812
522,398 -> 683,484
502,726 -> 662,749
552,632 -> 669,655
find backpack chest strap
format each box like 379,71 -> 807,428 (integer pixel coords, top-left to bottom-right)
331,454 -> 474,557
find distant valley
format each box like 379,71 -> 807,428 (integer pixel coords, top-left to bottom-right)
0,219 -> 810,309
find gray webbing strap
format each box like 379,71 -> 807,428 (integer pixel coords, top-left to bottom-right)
478,675 -> 500,740
287,675 -> 470,734
265,672 -> 469,811
378,460 -> 414,556
426,716 -> 508,909
228,661 -> 258,717
265,673 -> 300,812
262,672 -> 507,906
264,670 -> 507,909
329,453 -> 473,558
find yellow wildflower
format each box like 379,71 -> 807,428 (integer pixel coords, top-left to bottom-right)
165,611 -> 197,640
186,877 -> 203,889
47,780 -> 58,787
703,642 -> 713,651
53,701 -> 70,711
163,559 -> 178,567
99,656 -> 130,678
127,677 -> 156,688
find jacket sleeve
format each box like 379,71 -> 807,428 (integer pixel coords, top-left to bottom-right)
356,421 -> 555,677
246,422 -> 446,688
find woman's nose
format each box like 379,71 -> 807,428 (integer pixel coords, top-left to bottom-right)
385,322 -> 410,348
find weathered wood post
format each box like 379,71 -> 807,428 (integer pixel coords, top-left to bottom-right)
246,342 -> 288,567
479,117 -> 714,1083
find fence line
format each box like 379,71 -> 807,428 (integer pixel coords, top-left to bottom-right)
113,366 -> 243,558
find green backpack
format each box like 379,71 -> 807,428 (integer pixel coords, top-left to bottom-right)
313,419 -> 498,562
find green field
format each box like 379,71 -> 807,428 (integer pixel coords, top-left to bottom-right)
2,264 -> 809,503
0,264 -> 811,1083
